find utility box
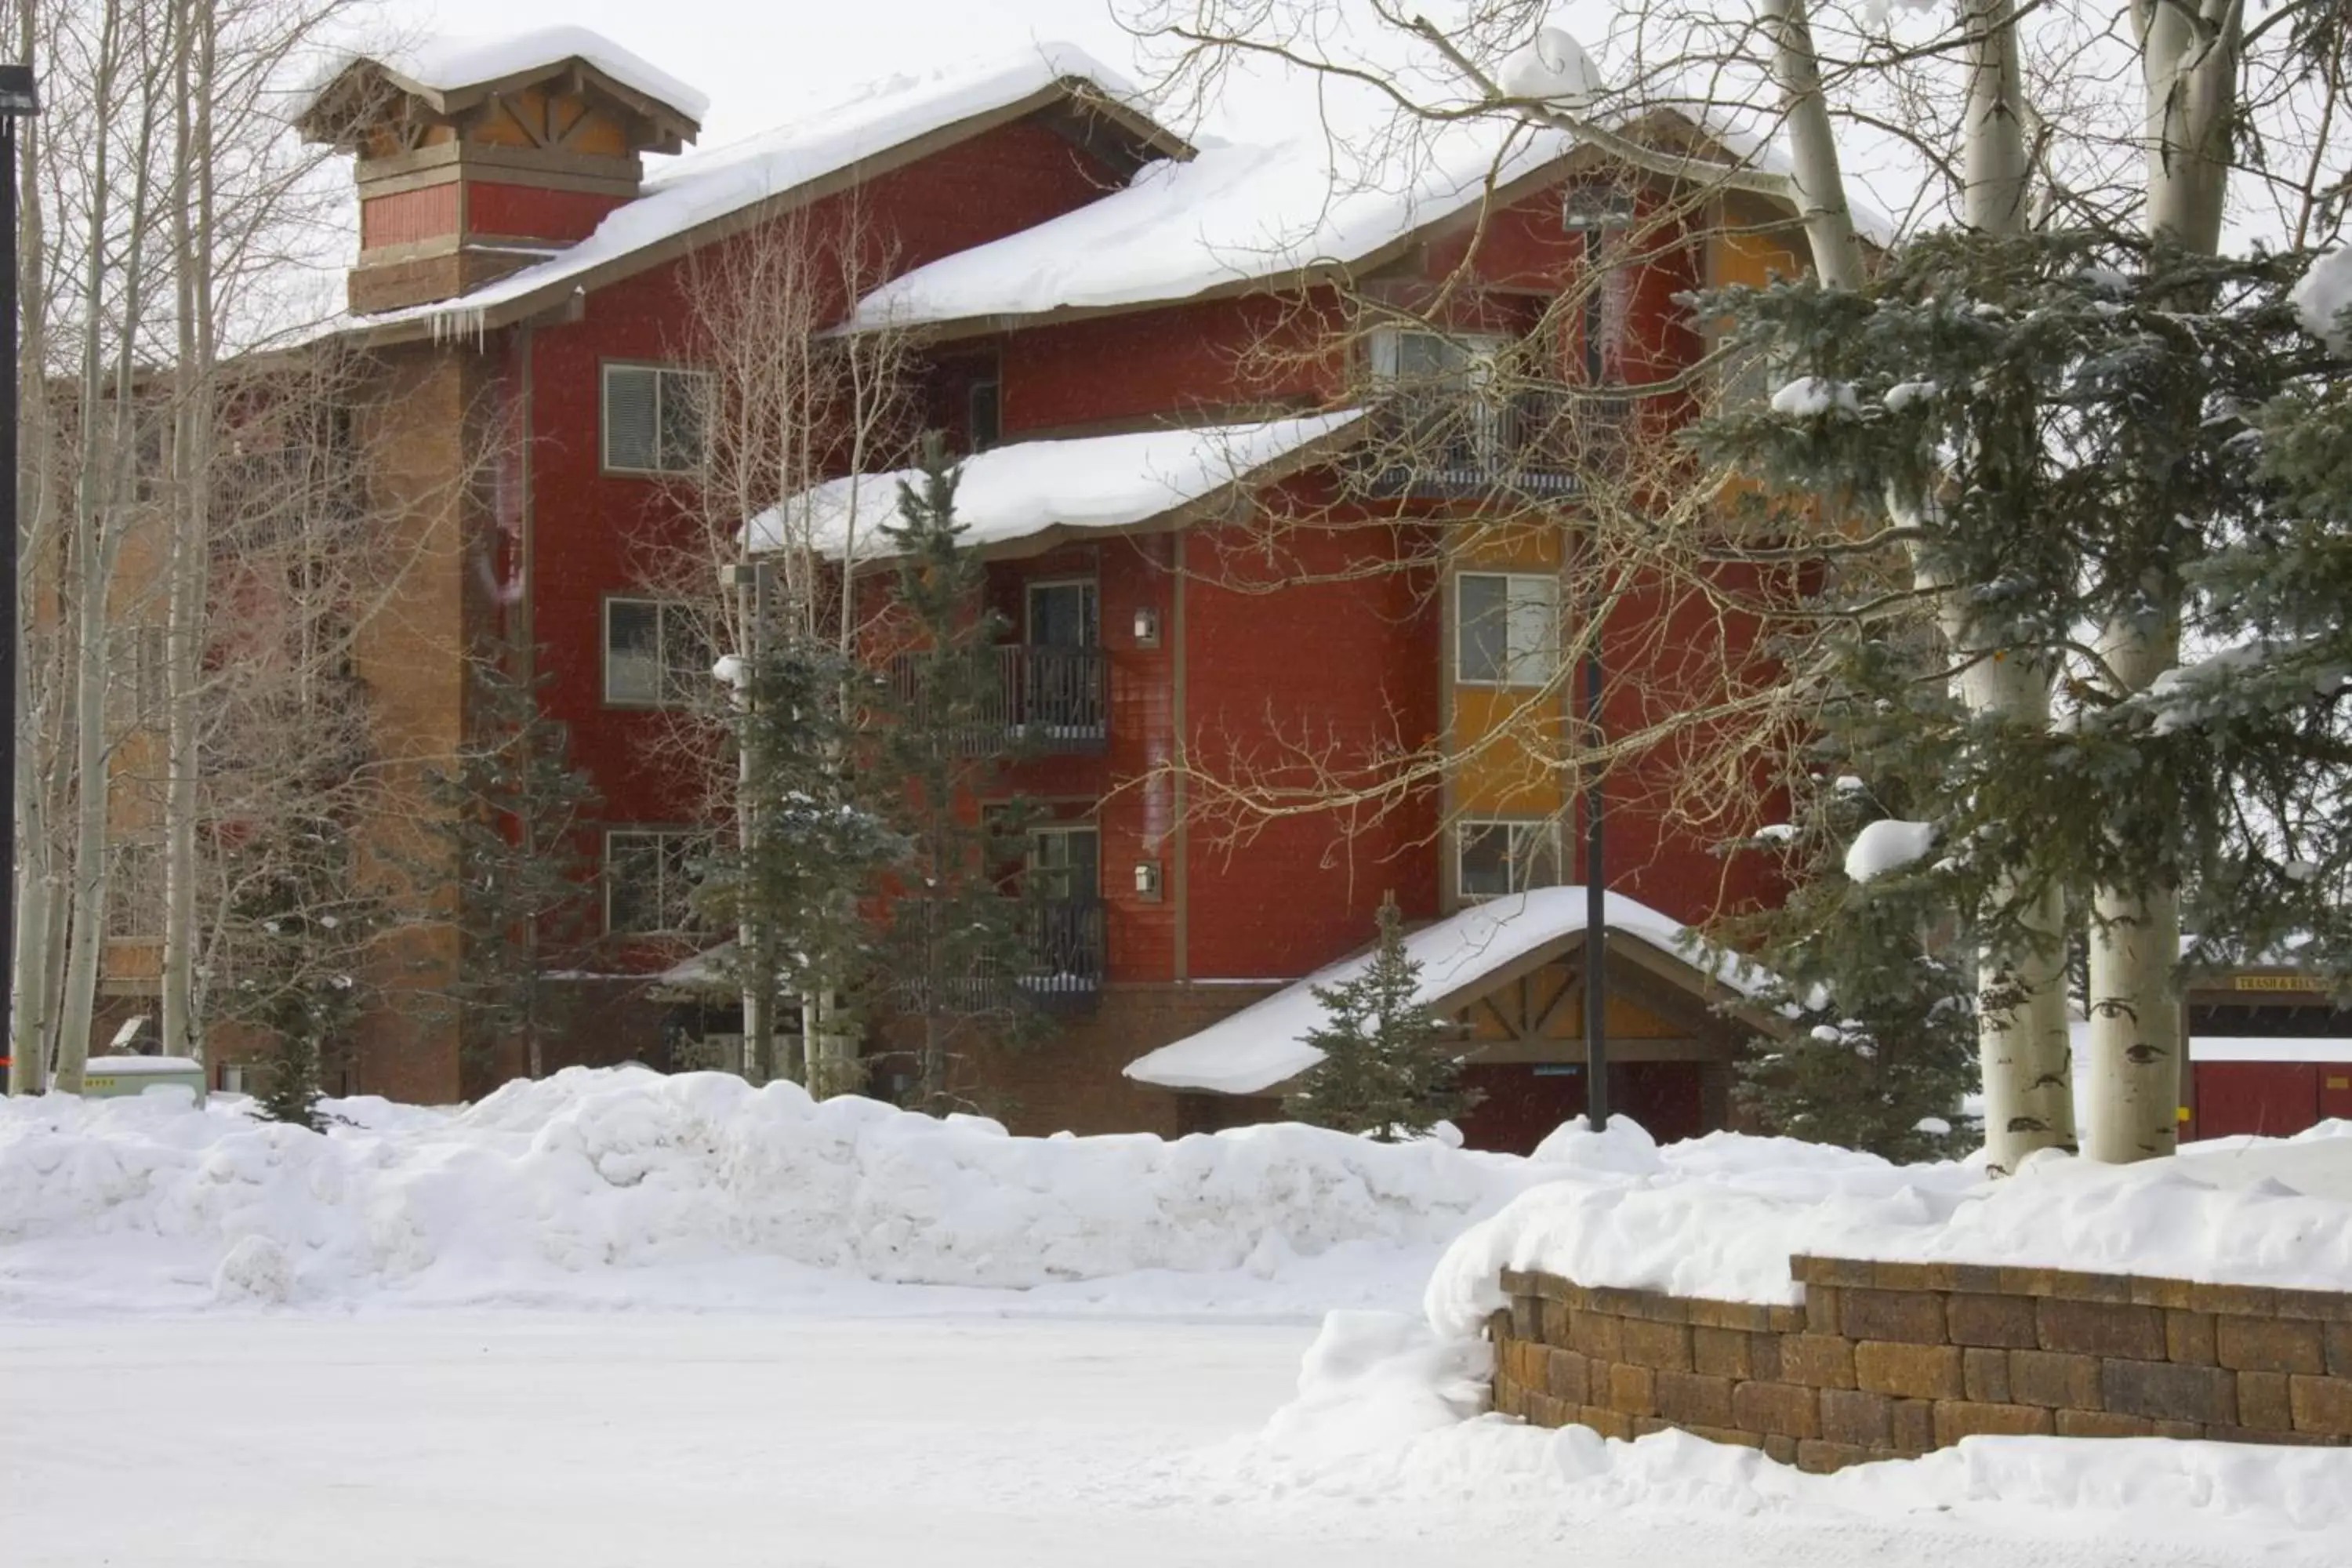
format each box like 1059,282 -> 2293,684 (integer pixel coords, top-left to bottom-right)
81,1055 -> 206,1103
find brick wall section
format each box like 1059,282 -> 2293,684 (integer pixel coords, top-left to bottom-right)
1488,1257 -> 2352,1472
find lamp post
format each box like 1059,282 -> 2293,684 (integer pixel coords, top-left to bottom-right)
1564,185 -> 1631,1131
1,62 -> 38,1088
718,558 -> 772,1083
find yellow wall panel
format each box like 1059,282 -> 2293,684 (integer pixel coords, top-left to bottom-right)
1451,685 -> 1566,815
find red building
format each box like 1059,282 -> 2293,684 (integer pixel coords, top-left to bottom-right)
285,28 -> 1817,1146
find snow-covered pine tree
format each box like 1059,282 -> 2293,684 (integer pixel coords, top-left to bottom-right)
1694,231 -> 2328,1162
880,434 -> 1051,1112
698,630 -> 902,1096
217,811 -> 379,1129
1284,894 -> 1479,1141
417,656 -> 599,1091
1719,642 -> 1978,1162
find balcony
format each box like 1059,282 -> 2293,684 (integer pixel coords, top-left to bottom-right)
889,643 -> 1109,757
1354,390 -> 1629,502
886,896 -> 1106,1017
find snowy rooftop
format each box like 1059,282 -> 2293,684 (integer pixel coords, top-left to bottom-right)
1125,887 -> 1767,1096
851,119 -> 1574,332
301,27 -> 713,124
354,42 -> 1162,336
745,412 -> 1363,560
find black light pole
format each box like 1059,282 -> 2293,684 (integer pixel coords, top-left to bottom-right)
0,63 -> 36,1087
1565,187 -> 1629,1131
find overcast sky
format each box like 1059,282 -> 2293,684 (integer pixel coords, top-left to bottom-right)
379,0 -> 1290,147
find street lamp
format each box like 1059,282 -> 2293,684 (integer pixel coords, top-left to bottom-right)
1563,185 -> 1632,1131
2,62 -> 38,1092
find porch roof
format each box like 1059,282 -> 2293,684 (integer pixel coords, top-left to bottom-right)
1123,886 -> 1775,1098
744,410 -> 1364,561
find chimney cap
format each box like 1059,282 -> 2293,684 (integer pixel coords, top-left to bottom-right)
297,27 -> 704,155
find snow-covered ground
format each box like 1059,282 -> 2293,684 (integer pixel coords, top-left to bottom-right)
6,1311 -> 2342,1568
5,1068 -> 2350,1566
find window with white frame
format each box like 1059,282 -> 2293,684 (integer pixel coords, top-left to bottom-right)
602,363 -> 709,474
604,829 -> 709,935
1456,819 -> 1562,901
1456,572 -> 1559,688
603,597 -> 710,706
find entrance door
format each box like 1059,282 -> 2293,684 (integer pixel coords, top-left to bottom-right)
1024,580 -> 1101,735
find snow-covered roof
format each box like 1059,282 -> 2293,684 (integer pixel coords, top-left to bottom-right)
746,412 -> 1363,561
83,1056 -> 204,1076
848,98 -> 1896,336
353,42 -> 1171,338
2190,1036 -> 2352,1065
851,119 -> 1573,332
300,27 -> 712,124
1124,887 -> 1767,1096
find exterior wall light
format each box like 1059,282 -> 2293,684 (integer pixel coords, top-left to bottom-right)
1132,605 -> 1162,648
1134,861 -> 1163,900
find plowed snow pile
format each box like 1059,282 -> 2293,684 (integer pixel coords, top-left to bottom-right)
5,1065 -> 2348,1321
0,1066 -> 1551,1312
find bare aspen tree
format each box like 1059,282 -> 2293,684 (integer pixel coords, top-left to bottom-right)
626,200 -> 916,1093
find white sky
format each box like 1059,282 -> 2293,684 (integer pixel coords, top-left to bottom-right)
377,0 -> 1300,147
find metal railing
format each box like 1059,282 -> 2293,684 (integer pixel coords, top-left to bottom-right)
885,895 -> 1105,1016
1356,389 -> 1632,500
889,643 -> 1109,756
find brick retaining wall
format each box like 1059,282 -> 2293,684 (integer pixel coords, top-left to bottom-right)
1488,1257 -> 2352,1472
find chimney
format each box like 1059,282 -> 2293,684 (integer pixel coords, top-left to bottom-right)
298,31 -> 703,315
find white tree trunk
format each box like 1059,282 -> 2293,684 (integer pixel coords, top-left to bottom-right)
161,0 -> 216,1072
2077,0 -> 2240,1162
1758,0 -> 1865,292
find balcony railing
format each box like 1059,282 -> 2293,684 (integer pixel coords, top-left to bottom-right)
885,895 -> 1105,1016
889,643 -> 1109,757
1355,389 -> 1631,501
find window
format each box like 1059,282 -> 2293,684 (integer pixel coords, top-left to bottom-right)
1027,825 -> 1100,902
1368,328 -> 1508,393
602,364 -> 708,474
1456,572 -> 1559,687
604,829 -> 709,935
1025,579 -> 1098,649
1457,819 -> 1562,901
603,597 -> 710,707
968,379 -> 1002,452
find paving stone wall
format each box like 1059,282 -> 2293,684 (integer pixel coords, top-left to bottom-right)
1488,1257 -> 2352,1472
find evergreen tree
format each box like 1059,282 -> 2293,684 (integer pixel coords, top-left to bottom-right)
217,811 -> 379,1130
1718,682 -> 1979,1162
418,656 -> 600,1090
1692,233 -> 2344,1149
697,630 -> 902,1096
1285,894 -> 1479,1140
880,434 -> 1051,1112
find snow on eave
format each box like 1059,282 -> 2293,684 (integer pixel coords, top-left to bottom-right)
744,411 -> 1364,564
1124,887 -> 1777,1097
298,27 -> 711,132
335,44 -> 1182,349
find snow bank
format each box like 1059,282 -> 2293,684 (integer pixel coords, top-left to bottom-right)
1426,1122 -> 2352,1335
0,1066 -> 1554,1312
1233,1344 -> 2352,1535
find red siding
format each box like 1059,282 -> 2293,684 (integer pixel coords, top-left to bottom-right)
2192,1062 -> 2321,1141
361,185 -> 459,249
1180,512 -> 1442,979
468,182 -> 631,245
1000,294 -> 1338,434
517,114 -> 1135,858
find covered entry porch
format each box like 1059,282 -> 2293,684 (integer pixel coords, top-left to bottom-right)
1125,887 -> 1778,1154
